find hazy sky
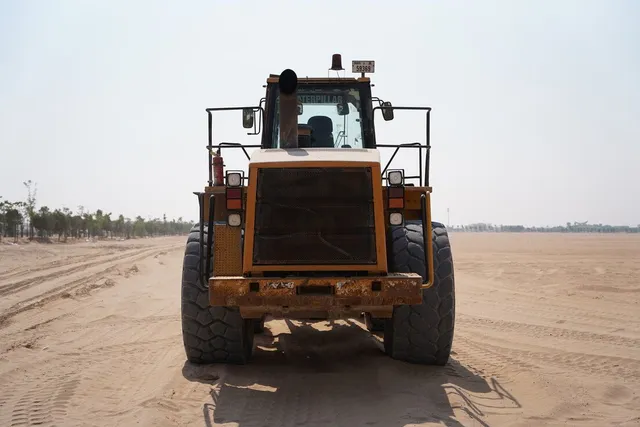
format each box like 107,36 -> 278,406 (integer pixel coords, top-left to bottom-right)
1,0 -> 638,226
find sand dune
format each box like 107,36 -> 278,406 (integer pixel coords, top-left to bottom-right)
0,233 -> 638,426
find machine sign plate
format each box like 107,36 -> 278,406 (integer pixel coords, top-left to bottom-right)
352,60 -> 375,73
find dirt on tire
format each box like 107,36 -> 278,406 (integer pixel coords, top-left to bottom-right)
181,226 -> 254,364
384,221 -> 455,365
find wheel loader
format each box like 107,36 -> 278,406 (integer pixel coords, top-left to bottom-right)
181,54 -> 455,365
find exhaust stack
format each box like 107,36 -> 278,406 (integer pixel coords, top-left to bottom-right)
278,69 -> 298,149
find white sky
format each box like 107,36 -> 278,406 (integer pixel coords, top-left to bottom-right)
1,0 -> 638,226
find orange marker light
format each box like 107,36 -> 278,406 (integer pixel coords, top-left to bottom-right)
226,199 -> 242,210
388,198 -> 404,209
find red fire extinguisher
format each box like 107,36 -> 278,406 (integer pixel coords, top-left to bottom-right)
212,149 -> 224,186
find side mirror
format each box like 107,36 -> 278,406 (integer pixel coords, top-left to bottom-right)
337,101 -> 350,116
242,108 -> 255,129
381,101 -> 394,121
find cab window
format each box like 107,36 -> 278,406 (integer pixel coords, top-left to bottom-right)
272,87 -> 364,149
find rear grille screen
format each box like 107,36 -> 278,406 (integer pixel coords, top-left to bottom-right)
252,167 -> 377,265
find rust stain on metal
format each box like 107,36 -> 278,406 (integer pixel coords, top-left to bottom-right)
209,273 -> 423,310
268,281 -> 295,289
335,280 -> 355,291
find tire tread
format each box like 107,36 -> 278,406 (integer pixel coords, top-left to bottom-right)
384,221 -> 455,365
181,226 -> 253,364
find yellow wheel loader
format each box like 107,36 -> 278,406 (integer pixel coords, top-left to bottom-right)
181,55 -> 455,365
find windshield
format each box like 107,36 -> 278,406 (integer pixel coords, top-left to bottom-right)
271,86 -> 364,149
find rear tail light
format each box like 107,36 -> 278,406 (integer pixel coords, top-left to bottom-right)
228,213 -> 242,227
226,186 -> 242,210
388,170 -> 403,186
226,171 -> 243,187
226,198 -> 242,210
388,186 -> 405,209
225,171 -> 244,226
388,198 -> 404,209
389,212 -> 403,225
387,170 -> 405,209
226,187 -> 242,199
387,169 -> 405,225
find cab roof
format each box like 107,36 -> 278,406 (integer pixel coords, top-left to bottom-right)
266,76 -> 370,84
250,147 -> 381,165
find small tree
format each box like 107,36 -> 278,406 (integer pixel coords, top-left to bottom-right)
23,180 -> 38,239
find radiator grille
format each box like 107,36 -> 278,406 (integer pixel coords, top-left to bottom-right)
252,167 -> 377,265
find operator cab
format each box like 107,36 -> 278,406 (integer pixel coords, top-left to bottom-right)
256,56 -> 393,150
240,55 -> 395,150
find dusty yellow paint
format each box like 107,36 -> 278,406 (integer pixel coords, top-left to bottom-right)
202,167 -> 435,289
213,224 -> 243,276
242,160 -> 388,275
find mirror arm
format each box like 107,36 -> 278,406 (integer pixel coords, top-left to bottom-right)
253,108 -> 257,134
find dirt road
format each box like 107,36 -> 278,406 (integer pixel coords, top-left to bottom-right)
0,233 -> 638,426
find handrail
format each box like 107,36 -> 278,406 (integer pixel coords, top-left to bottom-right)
372,106 -> 432,187
205,106 -> 265,186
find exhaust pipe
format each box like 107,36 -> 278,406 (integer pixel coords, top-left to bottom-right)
279,69 -> 298,149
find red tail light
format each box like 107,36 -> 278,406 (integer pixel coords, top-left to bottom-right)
387,185 -> 405,209
226,187 -> 242,211
226,188 -> 242,200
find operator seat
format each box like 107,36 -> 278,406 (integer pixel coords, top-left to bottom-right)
307,116 -> 334,148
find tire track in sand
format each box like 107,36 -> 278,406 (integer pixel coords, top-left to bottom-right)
0,251 -> 111,282
457,315 -> 640,349
0,245 -> 179,329
0,337 -> 179,426
0,246 -> 170,297
456,333 -> 640,379
463,289 -> 640,331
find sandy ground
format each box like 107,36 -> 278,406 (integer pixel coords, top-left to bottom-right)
0,233 -> 639,426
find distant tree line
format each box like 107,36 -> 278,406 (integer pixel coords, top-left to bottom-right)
1,180 -> 194,242
450,221 -> 640,233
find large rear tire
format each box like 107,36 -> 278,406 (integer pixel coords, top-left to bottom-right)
181,225 -> 254,364
383,221 -> 455,365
